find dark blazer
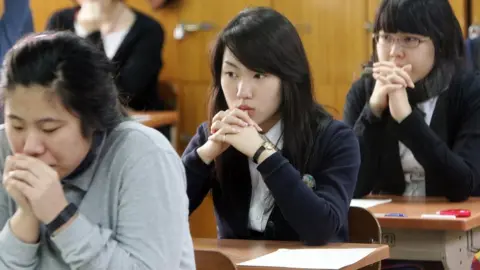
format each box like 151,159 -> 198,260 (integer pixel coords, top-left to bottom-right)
46,7 -> 165,111
344,72 -> 480,202
182,119 -> 360,245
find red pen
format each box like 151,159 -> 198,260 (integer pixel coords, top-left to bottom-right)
436,209 -> 471,218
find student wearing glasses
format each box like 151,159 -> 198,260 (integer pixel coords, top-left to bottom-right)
344,0 -> 480,203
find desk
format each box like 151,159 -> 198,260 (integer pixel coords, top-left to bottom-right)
367,196 -> 480,269
130,110 -> 178,128
194,238 -> 389,270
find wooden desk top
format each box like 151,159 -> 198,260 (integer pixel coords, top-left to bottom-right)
130,110 -> 178,128
367,196 -> 480,231
194,238 -> 389,270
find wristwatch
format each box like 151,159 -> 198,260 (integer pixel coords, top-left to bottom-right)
46,203 -> 78,235
252,137 -> 276,164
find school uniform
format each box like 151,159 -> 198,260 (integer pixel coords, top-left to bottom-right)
45,7 -> 165,112
343,72 -> 480,202
182,118 -> 361,245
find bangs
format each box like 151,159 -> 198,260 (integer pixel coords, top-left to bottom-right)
374,0 -> 430,36
222,25 -> 280,75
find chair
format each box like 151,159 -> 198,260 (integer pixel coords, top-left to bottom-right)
194,249 -> 237,270
348,206 -> 382,270
157,80 -> 178,111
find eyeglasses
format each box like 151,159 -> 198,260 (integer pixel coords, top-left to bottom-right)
374,33 -> 430,48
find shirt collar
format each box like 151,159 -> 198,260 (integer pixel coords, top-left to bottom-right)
62,131 -> 106,192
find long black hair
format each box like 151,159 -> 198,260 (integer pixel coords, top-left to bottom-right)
208,6 -> 331,183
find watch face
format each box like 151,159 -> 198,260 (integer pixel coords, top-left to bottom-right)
260,134 -> 276,150
264,141 -> 275,150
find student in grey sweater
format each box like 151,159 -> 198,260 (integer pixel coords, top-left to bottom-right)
0,31 -> 195,270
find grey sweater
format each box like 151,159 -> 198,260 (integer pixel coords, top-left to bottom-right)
0,121 -> 195,270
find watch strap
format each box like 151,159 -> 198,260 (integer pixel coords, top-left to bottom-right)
46,202 -> 78,235
252,145 -> 266,164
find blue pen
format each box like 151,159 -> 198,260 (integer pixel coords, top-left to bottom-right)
385,213 -> 407,217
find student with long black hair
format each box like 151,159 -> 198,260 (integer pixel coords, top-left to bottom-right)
183,7 -> 360,246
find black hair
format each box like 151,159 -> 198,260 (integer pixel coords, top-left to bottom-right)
370,0 -> 465,95
1,31 -> 128,136
208,6 -> 331,184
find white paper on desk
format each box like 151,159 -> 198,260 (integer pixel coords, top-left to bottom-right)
131,114 -> 151,122
238,248 -> 376,269
350,199 -> 392,209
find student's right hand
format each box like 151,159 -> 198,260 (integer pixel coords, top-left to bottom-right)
77,1 -> 102,34
197,109 -> 261,164
368,62 -> 414,117
2,156 -> 33,214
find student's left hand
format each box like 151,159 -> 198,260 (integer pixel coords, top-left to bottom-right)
209,125 -> 267,158
373,62 -> 414,123
6,154 -> 69,224
388,87 -> 412,123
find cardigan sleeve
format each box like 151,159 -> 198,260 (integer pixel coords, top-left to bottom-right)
343,77 -> 388,197
181,123 -> 214,214
392,76 -> 480,201
258,121 -> 360,245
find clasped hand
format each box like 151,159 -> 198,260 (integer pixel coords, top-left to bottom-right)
2,154 -> 69,224
369,61 -> 416,122
207,108 -> 266,159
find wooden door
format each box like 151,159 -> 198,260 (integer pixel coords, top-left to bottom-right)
449,0 -> 467,36
472,0 -> 480,24
273,0 -> 370,118
30,0 -> 73,31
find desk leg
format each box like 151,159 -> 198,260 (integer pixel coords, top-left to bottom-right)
442,230 -> 471,270
382,228 -> 471,270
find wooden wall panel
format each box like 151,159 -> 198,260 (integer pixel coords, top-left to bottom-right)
449,0 -> 467,36
274,0 -> 369,118
30,0 -> 73,32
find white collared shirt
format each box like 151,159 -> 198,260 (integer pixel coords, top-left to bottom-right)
248,120 -> 283,232
401,97 -> 438,196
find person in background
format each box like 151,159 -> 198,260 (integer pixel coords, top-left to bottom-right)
46,0 -> 171,140
0,31 -> 194,270
0,0 -> 33,66
182,7 -> 360,246
344,0 -> 480,202
344,1 -> 480,268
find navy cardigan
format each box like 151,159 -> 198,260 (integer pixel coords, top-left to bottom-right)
182,119 -> 360,245
344,72 -> 480,201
